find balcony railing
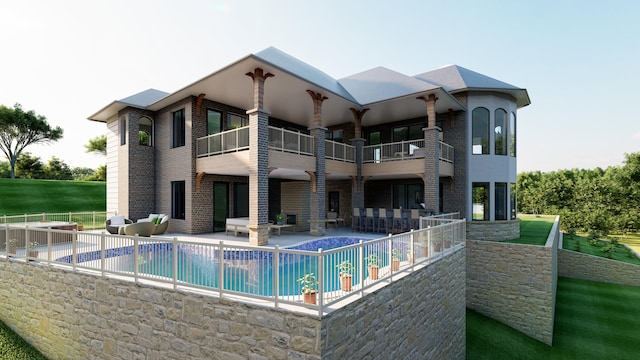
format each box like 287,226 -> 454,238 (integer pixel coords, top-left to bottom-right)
196,127 -> 250,157
1,216 -> 465,316
363,140 -> 454,164
325,139 -> 355,163
268,126 -> 314,156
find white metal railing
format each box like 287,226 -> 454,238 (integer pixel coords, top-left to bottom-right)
1,219 -> 465,316
419,212 -> 461,229
440,141 -> 454,163
363,140 -> 454,164
1,212 -> 112,230
196,126 -> 250,157
325,139 -> 355,163
268,126 -> 314,156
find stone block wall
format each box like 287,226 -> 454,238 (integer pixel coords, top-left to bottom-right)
321,247 -> 467,359
0,246 -> 466,359
467,219 -> 520,241
558,249 -> 640,287
466,239 -> 556,345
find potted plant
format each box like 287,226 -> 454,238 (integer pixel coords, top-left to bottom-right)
433,236 -> 443,252
365,253 -> 380,280
336,260 -> 354,291
391,249 -> 401,272
27,240 -> 39,258
5,239 -> 18,256
297,272 -> 318,304
276,212 -> 285,225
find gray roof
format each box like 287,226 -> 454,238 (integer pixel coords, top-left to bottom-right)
414,65 -> 530,107
119,88 -> 169,107
339,66 -> 440,105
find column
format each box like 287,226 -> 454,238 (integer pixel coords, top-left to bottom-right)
246,68 -> 273,246
349,108 -> 368,213
307,90 -> 328,236
417,94 -> 440,214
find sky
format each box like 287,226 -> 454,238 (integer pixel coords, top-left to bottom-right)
0,0 -> 638,172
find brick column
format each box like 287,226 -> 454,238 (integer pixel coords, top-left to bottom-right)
349,108 -> 368,214
307,90 -> 328,236
423,127 -> 440,214
246,68 -> 273,246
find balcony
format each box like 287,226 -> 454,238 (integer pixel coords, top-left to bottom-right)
325,139 -> 355,163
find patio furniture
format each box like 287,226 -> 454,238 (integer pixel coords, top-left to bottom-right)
364,208 -> 376,232
392,209 -> 407,234
152,216 -> 170,235
326,212 -> 338,228
105,215 -> 133,234
377,208 -> 391,233
119,221 -> 155,237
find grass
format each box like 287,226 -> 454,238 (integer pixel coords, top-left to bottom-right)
0,178 -> 105,215
0,320 -> 47,360
502,214 -> 556,245
562,234 -> 640,266
468,277 -> 640,359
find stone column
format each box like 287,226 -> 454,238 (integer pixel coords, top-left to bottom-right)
307,90 -> 328,236
417,94 -> 440,214
349,108 -> 368,214
246,68 -> 273,245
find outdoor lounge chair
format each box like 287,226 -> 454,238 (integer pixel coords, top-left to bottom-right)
119,221 -> 155,237
105,216 -> 133,234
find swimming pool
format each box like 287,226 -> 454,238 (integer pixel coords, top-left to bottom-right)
57,237 -> 382,296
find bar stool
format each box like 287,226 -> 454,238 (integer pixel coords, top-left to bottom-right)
377,208 -> 391,233
365,208 -> 376,232
410,209 -> 420,230
392,209 -> 407,234
351,208 -> 361,232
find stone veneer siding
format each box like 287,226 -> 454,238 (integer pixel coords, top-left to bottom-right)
0,246 -> 465,359
558,248 -> 640,287
466,219 -> 520,241
465,220 -> 559,345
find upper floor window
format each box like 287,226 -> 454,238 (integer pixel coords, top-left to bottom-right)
207,109 -> 222,135
119,118 -> 126,146
227,113 -> 248,130
327,129 -> 343,143
472,107 -> 489,154
172,109 -> 185,148
510,112 -> 517,157
494,109 -> 507,155
139,117 -> 153,146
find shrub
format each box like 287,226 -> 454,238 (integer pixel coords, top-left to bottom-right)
566,228 -> 577,239
601,244 -> 617,259
587,230 -> 600,240
589,238 -> 601,247
609,237 -> 620,247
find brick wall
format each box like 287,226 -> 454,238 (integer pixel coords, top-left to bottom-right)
280,181 -> 311,232
442,109 -> 467,216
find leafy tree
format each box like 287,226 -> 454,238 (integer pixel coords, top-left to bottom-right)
85,135 -> 106,155
0,103 -> 63,178
71,167 -> 96,180
15,152 -> 44,179
89,164 -> 106,181
44,156 -> 72,180
0,161 -> 9,178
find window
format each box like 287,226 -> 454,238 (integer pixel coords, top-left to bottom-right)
393,126 -> 408,142
494,109 -> 507,155
510,183 -> 517,219
369,131 -> 381,163
327,129 -> 343,143
393,184 -> 423,209
409,124 -> 423,140
139,117 -> 153,146
207,109 -> 222,135
328,191 -> 340,214
227,113 -> 248,130
171,181 -> 186,219
472,107 -> 489,154
172,109 -> 185,148
510,112 -> 516,157
472,183 -> 489,220
120,118 -> 126,145
495,182 -> 507,220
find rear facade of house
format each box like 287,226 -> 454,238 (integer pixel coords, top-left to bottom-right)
89,47 -> 530,245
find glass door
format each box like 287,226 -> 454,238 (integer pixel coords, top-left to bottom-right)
213,182 -> 228,232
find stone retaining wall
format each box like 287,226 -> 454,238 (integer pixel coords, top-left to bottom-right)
466,238 -> 557,345
0,246 -> 466,359
558,249 -> 640,287
467,219 -> 520,241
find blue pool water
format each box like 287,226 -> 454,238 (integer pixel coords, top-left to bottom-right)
58,237 -> 383,296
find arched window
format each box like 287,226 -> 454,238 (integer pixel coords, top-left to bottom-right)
494,109 -> 507,155
472,107 -> 489,155
139,117 -> 153,146
510,112 -> 516,157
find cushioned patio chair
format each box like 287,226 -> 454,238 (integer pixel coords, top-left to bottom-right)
152,216 -> 170,235
119,221 -> 155,237
106,216 -> 133,234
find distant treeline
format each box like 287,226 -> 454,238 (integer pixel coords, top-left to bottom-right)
0,152 -> 105,181
517,152 -> 640,235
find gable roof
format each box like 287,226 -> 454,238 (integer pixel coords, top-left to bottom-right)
414,65 -> 531,108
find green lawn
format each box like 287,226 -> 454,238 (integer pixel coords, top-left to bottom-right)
0,178 -> 105,215
0,320 -> 47,360
502,214 -> 556,245
468,277 -> 640,359
562,235 -> 640,266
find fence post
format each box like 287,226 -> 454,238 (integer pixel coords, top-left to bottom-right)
172,237 -> 178,290
25,226 -> 30,259
218,241 -> 224,298
47,228 -> 52,265
388,235 -> 393,282
134,235 -> 139,283
317,248 -> 323,317
358,240 -> 364,297
101,232 -> 106,276
273,245 -> 279,309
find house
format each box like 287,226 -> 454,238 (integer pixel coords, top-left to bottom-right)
88,47 -> 530,245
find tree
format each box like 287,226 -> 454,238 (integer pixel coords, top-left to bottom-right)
44,156 -> 73,180
85,135 -> 106,155
15,152 -> 44,179
0,103 -> 63,178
